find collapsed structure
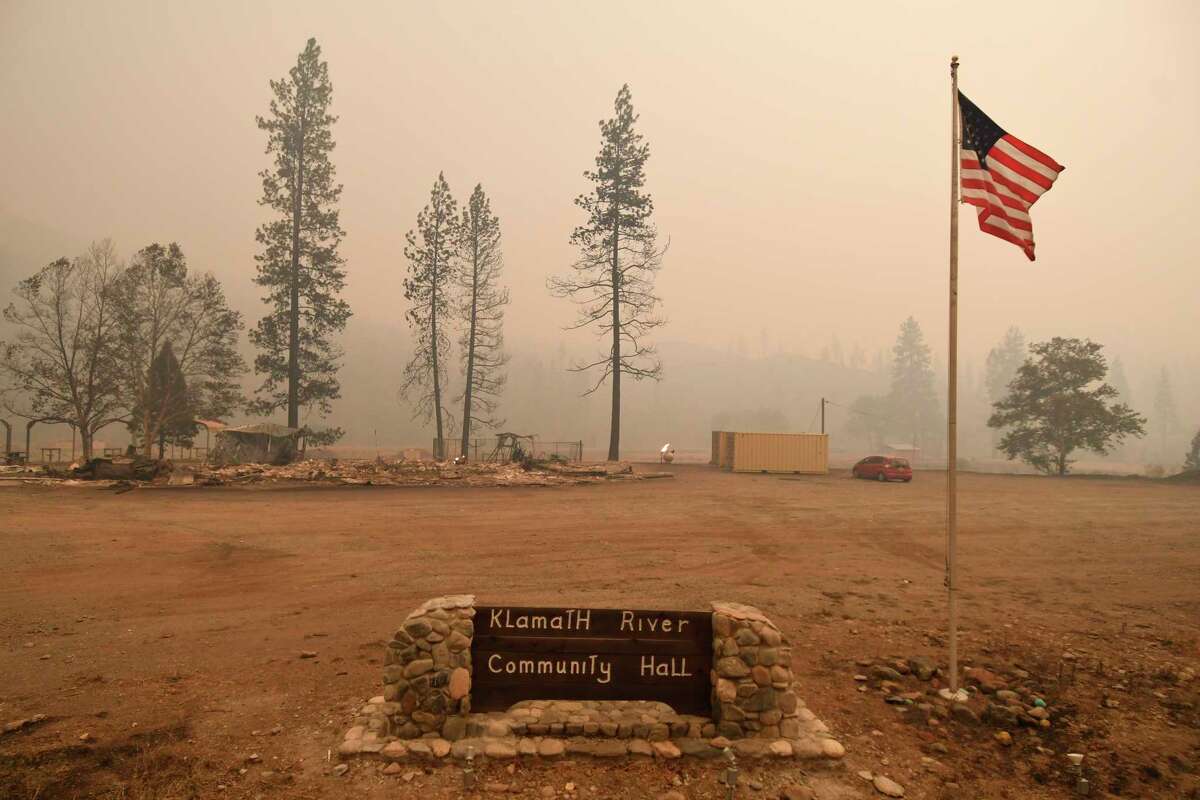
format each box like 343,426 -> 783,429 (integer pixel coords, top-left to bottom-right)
207,423 -> 300,466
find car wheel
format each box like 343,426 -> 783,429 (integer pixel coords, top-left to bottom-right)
851,469 -> 859,479
903,477 -> 912,483
876,472 -> 886,482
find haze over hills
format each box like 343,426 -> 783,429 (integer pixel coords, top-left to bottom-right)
327,331 -> 891,454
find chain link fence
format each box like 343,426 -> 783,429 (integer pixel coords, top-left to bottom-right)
433,438 -> 583,464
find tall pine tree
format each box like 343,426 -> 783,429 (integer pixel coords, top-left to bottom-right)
549,84 -> 667,460
984,327 -> 1026,451
1108,357 -> 1133,405
456,184 -> 509,457
1153,366 -> 1180,460
402,173 -> 459,459
250,38 -> 350,439
887,317 -> 941,451
984,327 -> 1026,405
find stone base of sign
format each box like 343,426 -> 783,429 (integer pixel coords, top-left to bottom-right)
382,594 -> 476,739
340,698 -> 844,763
349,595 -> 846,764
710,600 -> 802,739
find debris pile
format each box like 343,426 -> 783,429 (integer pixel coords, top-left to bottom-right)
190,458 -> 667,488
0,458 -> 170,489
71,456 -> 170,482
1,455 -> 675,489
208,423 -> 299,466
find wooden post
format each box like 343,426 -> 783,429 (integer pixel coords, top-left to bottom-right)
947,55 -> 961,694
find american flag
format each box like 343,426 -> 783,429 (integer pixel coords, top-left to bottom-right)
959,92 -> 1064,261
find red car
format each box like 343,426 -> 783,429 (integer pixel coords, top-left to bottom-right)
851,456 -> 913,482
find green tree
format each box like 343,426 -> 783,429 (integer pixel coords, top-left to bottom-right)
456,184 -> 509,457
1184,428 -> 1200,472
250,37 -> 349,440
402,172 -> 459,459
887,317 -> 940,450
114,243 -> 245,457
139,341 -> 194,458
550,84 -> 667,461
0,242 -> 125,459
988,337 -> 1146,475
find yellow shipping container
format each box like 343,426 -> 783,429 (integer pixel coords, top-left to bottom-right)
730,432 -> 828,474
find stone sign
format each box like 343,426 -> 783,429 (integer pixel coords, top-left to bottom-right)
375,595 -> 833,756
471,606 -> 713,714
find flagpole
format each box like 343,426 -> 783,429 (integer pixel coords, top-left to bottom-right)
947,55 -> 961,694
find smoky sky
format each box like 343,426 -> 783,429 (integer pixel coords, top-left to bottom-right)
1,0 -> 1197,447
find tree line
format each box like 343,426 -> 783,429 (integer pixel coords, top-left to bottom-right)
843,317 -> 1200,475
0,39 -> 666,461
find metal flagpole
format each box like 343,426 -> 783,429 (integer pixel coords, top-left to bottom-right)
947,55 -> 961,695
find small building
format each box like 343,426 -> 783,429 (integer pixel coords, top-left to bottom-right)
209,423 -> 300,466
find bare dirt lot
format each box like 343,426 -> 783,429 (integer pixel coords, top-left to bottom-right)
1,466 -> 1197,799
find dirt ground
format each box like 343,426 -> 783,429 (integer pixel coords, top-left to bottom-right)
1,466 -> 1197,800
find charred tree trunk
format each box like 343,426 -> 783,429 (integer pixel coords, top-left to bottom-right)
430,228 -> 444,460
287,120 -> 305,430
608,211 -> 621,462
461,239 -> 479,458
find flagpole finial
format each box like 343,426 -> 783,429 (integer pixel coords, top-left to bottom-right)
951,55 -> 959,72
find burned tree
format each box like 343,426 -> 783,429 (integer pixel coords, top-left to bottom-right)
456,184 -> 510,456
550,84 -> 667,461
250,38 -> 350,439
0,242 -> 125,459
402,172 -> 459,459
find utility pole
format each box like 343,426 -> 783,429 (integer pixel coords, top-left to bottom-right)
820,397 -> 826,434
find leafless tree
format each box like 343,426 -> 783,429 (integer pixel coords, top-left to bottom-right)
0,241 -> 126,459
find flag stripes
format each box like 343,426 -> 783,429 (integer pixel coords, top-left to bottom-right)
958,93 -> 1064,261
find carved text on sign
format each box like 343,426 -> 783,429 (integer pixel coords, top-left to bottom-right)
472,606 -> 713,714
